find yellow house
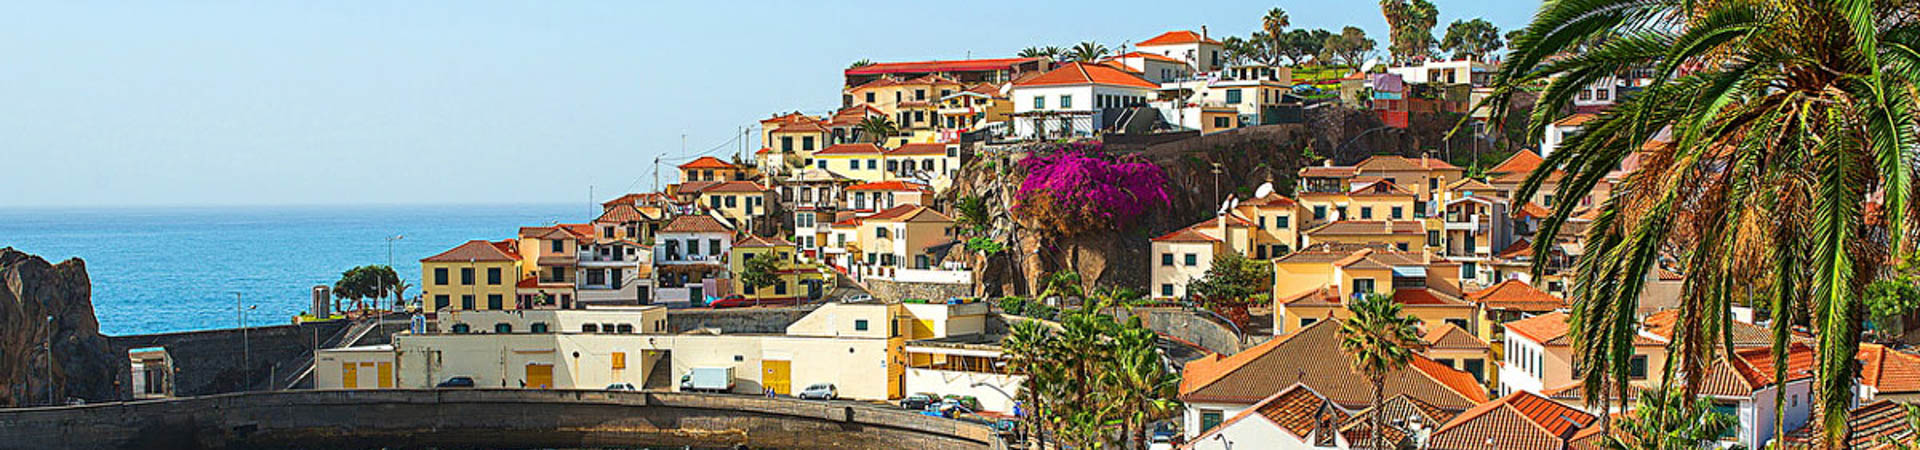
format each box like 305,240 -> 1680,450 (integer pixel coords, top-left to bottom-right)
730,235 -> 831,302
1423,323 -> 1494,388
762,120 -> 830,177
1303,220 -> 1427,252
1232,192 -> 1303,259
421,239 -> 523,313
936,83 -> 1012,131
1270,246 -> 1473,336
1352,155 -> 1464,214
856,205 -> 960,271
679,156 -> 744,183
1199,107 -> 1239,134
1149,223 -> 1232,299
811,143 -> 890,183
845,75 -> 964,132
884,143 -> 961,191
592,204 -> 663,245
695,181 -> 772,229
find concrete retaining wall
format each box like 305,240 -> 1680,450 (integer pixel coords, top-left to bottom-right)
666,308 -> 813,334
865,278 -> 972,303
1133,308 -> 1242,355
110,321 -> 351,397
0,389 -> 1000,449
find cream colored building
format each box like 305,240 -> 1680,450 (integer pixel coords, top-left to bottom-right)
315,345 -> 397,389
810,143 -> 890,184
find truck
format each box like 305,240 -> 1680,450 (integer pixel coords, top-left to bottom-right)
679,367 -> 735,393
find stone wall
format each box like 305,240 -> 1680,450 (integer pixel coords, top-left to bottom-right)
1130,308 -> 1243,355
0,389 -> 1001,449
666,308 -> 813,334
864,278 -> 972,303
110,320 -> 350,397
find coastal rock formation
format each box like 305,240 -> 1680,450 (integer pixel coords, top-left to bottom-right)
0,247 -> 121,407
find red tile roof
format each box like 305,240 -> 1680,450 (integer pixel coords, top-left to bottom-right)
1490,150 -> 1545,175
845,180 -> 932,192
1780,400 -> 1914,449
1241,193 -> 1298,207
1424,323 -> 1488,350
594,204 -> 655,223
1014,62 -> 1159,89
886,143 -> 949,156
1641,309 -> 1775,347
1179,319 -> 1488,409
771,121 -> 827,134
844,57 -> 1045,76
1517,202 -> 1554,219
1430,391 -> 1596,450
679,156 -> 738,170
1151,227 -> 1221,243
1466,279 -> 1567,312
1860,343 -> 1920,395
1553,113 -> 1596,127
700,181 -> 769,193
1138,30 -> 1223,46
660,215 -> 733,233
601,192 -> 671,207
422,240 -> 521,263
1699,343 -> 1816,397
1503,311 -> 1572,345
1109,51 -> 1187,64
1356,155 -> 1462,172
814,143 -> 885,155
1348,179 -> 1419,196
1305,220 -> 1425,236
1300,166 -> 1360,178
1495,240 -> 1534,259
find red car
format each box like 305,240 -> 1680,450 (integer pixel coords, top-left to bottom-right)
708,295 -> 799,309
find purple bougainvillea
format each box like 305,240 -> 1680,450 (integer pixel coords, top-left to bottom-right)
1014,141 -> 1171,234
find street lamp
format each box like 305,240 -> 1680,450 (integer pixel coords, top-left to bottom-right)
43,315 -> 53,405
236,293 -> 256,391
386,235 -> 405,313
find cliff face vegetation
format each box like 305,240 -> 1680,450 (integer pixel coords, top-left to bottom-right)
949,105 -> 1524,297
0,248 -> 121,407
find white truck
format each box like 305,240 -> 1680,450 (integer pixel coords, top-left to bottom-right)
679,367 -> 735,393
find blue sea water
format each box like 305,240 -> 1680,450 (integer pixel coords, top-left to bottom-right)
0,204 -> 588,335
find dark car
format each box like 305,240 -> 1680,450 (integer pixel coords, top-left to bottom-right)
436,376 -> 476,388
901,393 -> 939,410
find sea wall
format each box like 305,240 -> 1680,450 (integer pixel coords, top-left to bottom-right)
665,308 -> 812,334
0,389 -> 1002,449
109,320 -> 350,396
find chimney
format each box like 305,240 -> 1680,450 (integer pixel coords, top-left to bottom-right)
1324,159 -> 1334,167
1201,26 -> 1209,42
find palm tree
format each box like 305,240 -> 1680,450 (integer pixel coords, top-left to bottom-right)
1262,7 -> 1291,63
1484,2 -> 1920,446
1608,387 -> 1739,450
1338,294 -> 1425,450
1103,320 -> 1181,449
847,58 -> 874,70
1003,320 -> 1058,447
855,116 -> 896,143
1066,41 -> 1109,62
1018,47 -> 1050,59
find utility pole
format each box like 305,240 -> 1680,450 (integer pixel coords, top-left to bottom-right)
45,315 -> 53,405
236,292 -> 250,391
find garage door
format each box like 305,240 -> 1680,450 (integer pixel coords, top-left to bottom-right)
763,360 -> 791,395
526,363 -> 554,389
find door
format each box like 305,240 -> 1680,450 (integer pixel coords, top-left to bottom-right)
690,286 -> 704,305
526,363 -> 554,389
342,363 -> 359,389
377,362 -> 394,388
763,360 -> 791,395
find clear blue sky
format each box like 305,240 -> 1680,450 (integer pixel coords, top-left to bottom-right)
0,1 -> 1540,208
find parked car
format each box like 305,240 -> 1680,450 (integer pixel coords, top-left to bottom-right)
797,383 -> 838,400
436,376 -> 476,388
841,294 -> 873,303
901,393 -> 939,410
708,295 -> 752,308
605,383 -> 637,391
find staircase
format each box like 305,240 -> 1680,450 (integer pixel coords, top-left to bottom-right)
278,318 -> 385,390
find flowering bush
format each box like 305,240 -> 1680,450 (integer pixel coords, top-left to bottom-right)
1014,142 -> 1171,235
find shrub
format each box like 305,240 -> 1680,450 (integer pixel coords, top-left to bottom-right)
1013,142 -> 1171,236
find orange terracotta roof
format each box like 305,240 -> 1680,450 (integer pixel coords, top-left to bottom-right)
758,111 -> 813,125
1179,319 -> 1488,409
1699,343 -> 1816,397
601,192 -> 671,207
1517,202 -> 1554,219
700,181 -> 769,193
423,240 -> 521,263
1187,384 -> 1348,445
1014,62 -> 1159,89
844,57 -> 1044,76
755,147 -> 771,155
1348,179 -> 1419,196
886,143 -> 948,156
1241,193 -> 1298,207
1495,239 -> 1534,259
836,204 -> 922,227
1151,227 -> 1221,243
1860,343 -> 1920,395
771,121 -> 827,134
1305,220 -> 1425,236
660,215 -> 733,233
1300,166 -> 1360,178
1110,51 -> 1187,64
1490,150 -> 1545,175
1356,155 -> 1462,172
1553,113 -> 1596,127
679,156 -> 738,170
1138,30 -> 1222,46
1424,323 -> 1488,350
1098,60 -> 1143,74
1392,288 -> 1467,306
1430,391 -> 1596,450
1466,279 -> 1567,312
814,143 -> 885,155
1338,394 -> 1459,446
1781,400 -> 1914,449
1641,309 -> 1775,347
846,180 -> 931,192
1503,311 -> 1572,345
595,204 -> 653,224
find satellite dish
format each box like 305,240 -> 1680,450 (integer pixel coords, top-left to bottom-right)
1253,182 -> 1275,199
1360,58 -> 1380,73
1217,198 -> 1232,215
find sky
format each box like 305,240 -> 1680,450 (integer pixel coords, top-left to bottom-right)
0,0 -> 1541,208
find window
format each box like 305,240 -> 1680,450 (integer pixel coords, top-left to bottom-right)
855,319 -> 870,331
1461,262 -> 1478,280
1033,96 -> 1045,109
915,89 -> 925,100
1225,89 -> 1242,104
1361,207 -> 1373,219
1396,242 -> 1409,251
460,268 -> 474,285
530,322 -> 549,333
865,92 -> 875,103
1313,205 -> 1327,220
1184,254 -> 1198,266
877,228 -> 890,239
1353,278 -> 1376,295
802,136 -> 815,151
1300,317 -> 1317,328
1391,206 -> 1404,219
1428,230 -> 1441,247
848,160 -> 859,170
582,323 -> 599,333
1161,254 -> 1173,266
1161,284 -> 1174,296
1213,116 -> 1230,128
1200,410 -> 1224,433
1629,354 -> 1649,379
1276,216 -> 1289,229
434,295 -> 449,310
612,352 -> 627,369
866,159 -> 876,170
616,324 -> 634,334
460,295 -> 475,310
494,323 -> 512,333
550,239 -> 563,252
487,294 -> 503,310
780,136 -> 794,152
1059,95 -> 1071,109
451,324 -> 470,334
434,268 -> 448,285
487,268 -> 501,285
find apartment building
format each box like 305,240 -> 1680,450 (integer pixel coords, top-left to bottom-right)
420,239 -> 522,313
1135,30 -> 1224,72
1009,62 -> 1160,139
653,215 -> 734,306
1269,246 -> 1469,336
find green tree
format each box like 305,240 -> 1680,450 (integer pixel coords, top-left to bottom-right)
1321,26 -> 1377,68
856,116 -> 897,143
1017,47 -> 1050,58
1439,18 -> 1502,61
1187,252 -> 1271,328
1104,320 -> 1181,449
332,265 -> 399,312
1000,297 -> 1178,449
1281,29 -> 1333,66
1379,0 -> 1439,64
1486,0 -> 1920,444
737,253 -> 781,294
1338,294 -> 1425,450
1220,36 -> 1261,67
1066,41 -> 1110,62
955,195 -> 991,234
1261,8 -> 1291,63
1607,387 -> 1740,450
848,58 -> 873,70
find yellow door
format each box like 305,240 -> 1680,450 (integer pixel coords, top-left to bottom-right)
526,363 -> 554,389
342,363 -> 358,389
763,360 -> 791,395
376,362 -> 393,388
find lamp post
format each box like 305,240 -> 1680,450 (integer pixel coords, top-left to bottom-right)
386,235 -> 405,313
236,293 -> 256,391
44,315 -> 54,405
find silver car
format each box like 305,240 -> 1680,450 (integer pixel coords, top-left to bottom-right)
798,383 -> 838,400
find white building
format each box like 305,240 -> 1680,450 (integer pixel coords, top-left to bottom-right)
1134,30 -> 1225,72
653,215 -> 735,305
1384,59 -> 1495,86
1009,62 -> 1159,139
1183,384 -> 1348,450
1540,113 -> 1594,158
900,302 -> 1025,412
1103,51 -> 1193,84
576,239 -> 651,305
1156,65 -> 1293,128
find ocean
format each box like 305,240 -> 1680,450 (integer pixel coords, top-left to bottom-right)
0,204 -> 589,335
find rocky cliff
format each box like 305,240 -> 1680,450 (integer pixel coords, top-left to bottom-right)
0,248 -> 122,407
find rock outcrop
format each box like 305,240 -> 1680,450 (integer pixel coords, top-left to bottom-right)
0,247 -> 121,407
